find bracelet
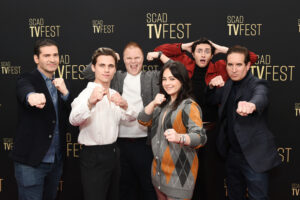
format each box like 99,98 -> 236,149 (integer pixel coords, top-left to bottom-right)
182,135 -> 186,145
178,135 -> 182,144
157,51 -> 162,59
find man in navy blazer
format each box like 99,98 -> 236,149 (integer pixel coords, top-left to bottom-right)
10,39 -> 71,200
207,45 -> 281,200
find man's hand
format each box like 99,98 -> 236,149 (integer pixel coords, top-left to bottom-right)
111,92 -> 128,110
28,93 -> 46,109
146,52 -> 160,61
181,42 -> 194,53
236,101 -> 256,116
209,40 -> 229,55
52,78 -> 69,96
88,86 -> 107,109
209,75 -> 225,88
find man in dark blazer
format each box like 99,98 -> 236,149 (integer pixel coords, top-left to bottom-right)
10,39 -> 71,200
207,45 -> 281,200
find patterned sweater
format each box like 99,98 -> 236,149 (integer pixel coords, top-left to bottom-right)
138,98 -> 207,199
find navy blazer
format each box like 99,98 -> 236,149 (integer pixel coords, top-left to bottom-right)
10,69 -> 72,166
207,73 -> 281,173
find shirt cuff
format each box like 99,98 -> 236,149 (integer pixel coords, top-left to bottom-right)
61,92 -> 70,101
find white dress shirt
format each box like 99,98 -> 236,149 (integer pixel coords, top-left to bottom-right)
69,82 -> 136,146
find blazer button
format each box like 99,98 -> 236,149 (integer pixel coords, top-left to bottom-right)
49,135 -> 52,139
52,120 -> 56,124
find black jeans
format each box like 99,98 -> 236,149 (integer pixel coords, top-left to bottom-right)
79,143 -> 120,200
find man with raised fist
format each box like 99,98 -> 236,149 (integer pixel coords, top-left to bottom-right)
70,47 -> 136,200
11,39 -> 71,200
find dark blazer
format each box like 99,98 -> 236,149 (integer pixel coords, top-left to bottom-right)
207,73 -> 281,173
10,69 -> 72,166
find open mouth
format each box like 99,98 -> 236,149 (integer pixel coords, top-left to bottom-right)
199,59 -> 206,64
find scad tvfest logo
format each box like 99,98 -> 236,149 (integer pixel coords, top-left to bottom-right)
1,61 -> 21,75
92,19 -> 115,34
277,147 -> 292,163
3,138 -> 13,151
29,18 -> 61,37
146,12 -> 191,39
250,54 -> 295,82
227,15 -> 262,36
295,103 -> 300,117
66,132 -> 82,158
55,54 -> 88,80
0,178 -> 3,192
292,183 -> 300,197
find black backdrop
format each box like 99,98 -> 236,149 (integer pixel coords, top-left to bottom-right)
0,0 -> 299,199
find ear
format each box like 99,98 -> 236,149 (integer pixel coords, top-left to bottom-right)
91,64 -> 96,72
33,55 -> 39,65
246,62 -> 251,71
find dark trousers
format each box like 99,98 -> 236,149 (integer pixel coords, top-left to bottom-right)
117,137 -> 157,200
192,127 -> 226,200
226,150 -> 269,200
14,157 -> 63,200
79,143 -> 120,200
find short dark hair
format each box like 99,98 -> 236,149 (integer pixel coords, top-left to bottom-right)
191,37 -> 215,55
226,45 -> 250,64
33,39 -> 59,56
159,61 -> 193,110
123,41 -> 144,55
92,47 -> 118,67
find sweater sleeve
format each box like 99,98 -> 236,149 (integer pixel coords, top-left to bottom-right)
137,109 -> 153,127
182,101 -> 207,149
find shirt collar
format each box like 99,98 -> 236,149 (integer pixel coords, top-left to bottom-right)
37,68 -> 54,81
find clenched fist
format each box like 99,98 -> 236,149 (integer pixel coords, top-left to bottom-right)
28,93 -> 46,109
153,93 -> 166,107
52,78 -> 69,96
236,101 -> 256,116
111,92 -> 128,110
88,86 -> 108,109
209,75 -> 225,88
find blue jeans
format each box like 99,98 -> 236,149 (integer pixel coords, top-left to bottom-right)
14,158 -> 63,200
226,150 -> 269,200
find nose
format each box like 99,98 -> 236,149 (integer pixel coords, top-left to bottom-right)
232,65 -> 237,73
104,66 -> 109,72
50,56 -> 56,62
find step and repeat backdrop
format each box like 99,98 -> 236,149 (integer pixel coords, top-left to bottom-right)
0,0 -> 299,199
